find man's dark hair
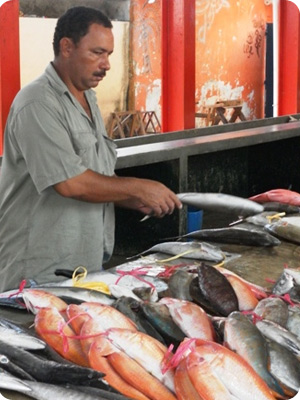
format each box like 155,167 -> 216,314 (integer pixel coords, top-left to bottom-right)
53,6 -> 113,56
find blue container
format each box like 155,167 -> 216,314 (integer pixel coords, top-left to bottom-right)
187,206 -> 203,233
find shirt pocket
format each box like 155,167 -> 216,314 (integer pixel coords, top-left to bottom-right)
72,131 -> 97,152
71,131 -> 98,169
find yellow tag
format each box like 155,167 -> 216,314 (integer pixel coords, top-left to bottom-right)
266,212 -> 286,222
72,266 -> 111,295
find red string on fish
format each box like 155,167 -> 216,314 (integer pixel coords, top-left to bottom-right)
157,263 -> 187,278
269,293 -> 300,307
115,266 -> 156,290
162,338 -> 197,374
38,312 -> 108,354
7,279 -> 27,308
242,310 -> 263,324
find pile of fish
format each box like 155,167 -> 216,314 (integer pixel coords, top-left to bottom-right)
0,259 -> 299,400
1,189 -> 300,399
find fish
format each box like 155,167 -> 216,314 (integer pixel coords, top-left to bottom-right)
34,285 -> 115,305
139,302 -> 186,347
0,339 -> 109,389
224,312 -> 284,395
272,269 -> 299,296
189,277 -> 221,316
167,270 -> 196,301
71,302 -> 138,355
104,328 -> 176,394
253,297 -> 289,327
88,336 -> 152,400
244,211 -> 286,227
256,319 -> 300,358
109,284 -> 142,301
0,325 -> 46,350
225,275 -> 259,311
65,384 -> 136,400
177,192 -> 264,216
174,223 -> 281,247
287,305 -> 300,339
266,339 -> 300,395
249,188 -> 300,206
0,369 -> 117,400
0,317 -> 46,350
197,263 -> 239,316
43,270 -> 169,294
135,241 -> 225,262
112,296 -> 166,344
34,306 -> 90,367
158,297 -> 216,341
132,286 -> 159,302
107,349 -> 176,400
23,288 -> 68,314
174,358 -> 203,400
286,286 -> 300,302
265,216 -> 300,244
262,202 -> 300,214
0,354 -> 35,380
182,340 -> 277,400
73,302 -> 138,331
213,265 -> 269,300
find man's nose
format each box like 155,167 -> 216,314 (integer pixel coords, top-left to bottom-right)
101,55 -> 111,70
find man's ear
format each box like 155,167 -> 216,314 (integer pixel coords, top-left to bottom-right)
59,37 -> 74,57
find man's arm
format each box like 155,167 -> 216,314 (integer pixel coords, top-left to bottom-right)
54,169 -> 182,218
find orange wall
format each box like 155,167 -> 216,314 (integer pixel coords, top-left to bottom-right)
129,0 -> 162,116
130,0 -> 272,128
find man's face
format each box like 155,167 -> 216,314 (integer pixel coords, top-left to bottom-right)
67,23 -> 114,91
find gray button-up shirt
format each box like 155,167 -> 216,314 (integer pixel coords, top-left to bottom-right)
0,63 -> 117,291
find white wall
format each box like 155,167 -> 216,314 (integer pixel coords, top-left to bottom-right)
19,17 -> 129,124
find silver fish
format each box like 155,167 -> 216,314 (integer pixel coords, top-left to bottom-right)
0,340 -> 106,388
272,267 -> 300,296
256,319 -> 300,357
0,286 -> 115,307
176,223 -> 281,247
0,370 -> 114,400
287,306 -> 300,340
44,269 -> 169,294
136,241 -> 225,262
0,326 -> 46,350
245,211 -> 286,227
224,312 -> 284,395
168,269 -> 196,301
267,339 -> 300,394
253,298 -> 289,327
177,192 -> 264,216
272,271 -> 296,296
262,202 -> 300,214
265,216 -> 300,244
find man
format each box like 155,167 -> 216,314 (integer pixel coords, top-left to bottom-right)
0,6 -> 181,291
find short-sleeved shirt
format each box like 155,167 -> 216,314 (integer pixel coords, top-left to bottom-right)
0,63 -> 117,291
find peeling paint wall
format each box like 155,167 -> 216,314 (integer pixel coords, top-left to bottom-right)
128,0 -> 162,121
130,0 -> 272,128
195,0 -> 269,125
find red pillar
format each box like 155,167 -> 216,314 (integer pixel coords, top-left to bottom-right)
0,0 -> 20,154
161,0 -> 195,133
278,0 -> 300,115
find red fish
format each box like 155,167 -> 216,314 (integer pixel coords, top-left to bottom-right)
249,189 -> 300,206
35,307 -> 89,367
